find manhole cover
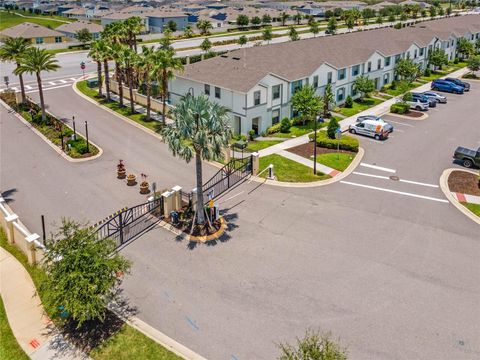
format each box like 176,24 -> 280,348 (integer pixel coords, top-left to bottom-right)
390,175 -> 400,181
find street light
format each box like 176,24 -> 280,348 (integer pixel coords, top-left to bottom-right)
314,114 -> 323,174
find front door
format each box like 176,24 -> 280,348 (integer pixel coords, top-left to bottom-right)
252,117 -> 260,135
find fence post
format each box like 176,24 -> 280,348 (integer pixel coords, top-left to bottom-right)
5,214 -> 18,244
251,152 -> 260,176
118,212 -> 124,245
25,234 -> 40,265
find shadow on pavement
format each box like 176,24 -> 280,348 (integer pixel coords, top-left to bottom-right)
1,188 -> 18,203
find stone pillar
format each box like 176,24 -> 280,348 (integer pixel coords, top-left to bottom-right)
186,56 -> 190,65
162,191 -> 175,218
223,146 -> 231,163
5,214 -> 18,244
171,185 -> 182,211
252,152 -> 260,176
25,233 -> 40,265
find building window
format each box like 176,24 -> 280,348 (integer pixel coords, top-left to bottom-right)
55,36 -> 62,43
420,48 -> 424,56
272,85 -> 281,100
35,37 -> 44,44
327,72 -> 332,84
204,84 -> 210,95
337,87 -> 345,102
352,65 -> 360,76
384,73 -> 389,85
414,49 -> 418,58
215,86 -> 221,99
292,80 -> 302,93
377,59 -> 381,70
272,109 -> 280,124
313,75 -> 318,88
338,68 -> 346,80
254,91 -> 261,106
367,62 -> 371,72
406,51 -> 410,59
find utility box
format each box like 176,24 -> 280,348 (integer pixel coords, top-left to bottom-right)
86,78 -> 99,88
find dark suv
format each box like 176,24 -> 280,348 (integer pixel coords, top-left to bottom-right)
444,78 -> 470,91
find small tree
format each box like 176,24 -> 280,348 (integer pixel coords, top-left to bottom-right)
41,219 -> 131,327
394,58 -> 420,83
327,117 -> 340,140
457,38 -> 475,59
325,10 -> 334,19
309,21 -> 320,37
200,37 -> 212,53
428,48 -> 448,70
237,14 -> 249,28
251,16 -> 261,27
323,83 -> 335,117
196,20 -> 212,35
278,330 -> 347,360
183,25 -> 194,38
281,12 -> 289,26
388,14 -> 396,22
166,20 -> 177,32
262,27 -> 273,43
327,17 -> 337,34
345,16 -> 355,31
238,35 -> 247,47
291,85 -> 323,125
262,14 -> 272,25
345,95 -> 353,108
376,15 -> 383,24
353,75 -> 375,101
76,28 -> 92,46
429,6 -> 437,17
467,55 -> 480,77
288,26 -> 299,41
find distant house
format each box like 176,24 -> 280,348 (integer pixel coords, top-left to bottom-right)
101,13 -> 150,32
63,7 -> 111,20
56,21 -> 104,40
146,10 -> 189,33
398,0 -> 431,8
0,22 -> 65,44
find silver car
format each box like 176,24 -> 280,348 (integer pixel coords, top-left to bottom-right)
357,115 -> 394,133
422,91 -> 447,104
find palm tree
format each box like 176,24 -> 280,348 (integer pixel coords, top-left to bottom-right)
0,37 -> 31,104
281,12 -> 289,26
124,16 -> 143,52
183,25 -> 194,38
110,42 -> 126,107
161,95 -> 232,225
15,48 -> 59,122
119,46 -> 138,113
137,46 -> 156,120
88,39 -> 105,97
153,48 -> 184,124
196,20 -> 212,35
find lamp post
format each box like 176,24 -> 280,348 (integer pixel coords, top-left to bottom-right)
85,121 -> 89,153
72,115 -> 76,140
314,114 -> 322,174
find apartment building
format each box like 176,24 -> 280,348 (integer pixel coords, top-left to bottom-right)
170,15 -> 480,135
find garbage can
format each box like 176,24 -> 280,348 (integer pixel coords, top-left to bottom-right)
170,211 -> 179,224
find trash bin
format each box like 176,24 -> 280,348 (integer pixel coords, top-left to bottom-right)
170,211 -> 179,224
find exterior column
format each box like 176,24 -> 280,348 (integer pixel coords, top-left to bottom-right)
5,214 -> 19,244
171,185 -> 182,211
251,152 -> 260,176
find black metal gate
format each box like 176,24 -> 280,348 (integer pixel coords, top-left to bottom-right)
202,156 -> 252,203
94,197 -> 164,247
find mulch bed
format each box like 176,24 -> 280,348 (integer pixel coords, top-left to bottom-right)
167,210 -> 222,237
448,170 -> 480,196
287,142 -> 356,159
402,110 -> 424,118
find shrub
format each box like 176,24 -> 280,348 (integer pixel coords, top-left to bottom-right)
454,57 -> 459,64
267,123 -> 281,134
423,68 -> 431,76
344,95 -> 353,108
327,117 -> 339,139
390,102 -> 409,114
309,130 -> 359,152
402,92 -> 413,102
390,79 -> 398,90
280,117 -> 291,133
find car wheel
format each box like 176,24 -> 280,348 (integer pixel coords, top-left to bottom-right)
374,134 -> 380,140
416,106 -> 422,111
349,129 -> 356,134
463,159 -> 473,168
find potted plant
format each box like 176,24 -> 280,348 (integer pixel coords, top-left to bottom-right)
127,173 -> 136,186
139,173 -> 150,194
117,159 -> 126,179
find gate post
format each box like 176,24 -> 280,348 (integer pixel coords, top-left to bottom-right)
162,191 -> 175,217
118,212 -> 124,245
251,152 -> 260,176
171,186 -> 182,211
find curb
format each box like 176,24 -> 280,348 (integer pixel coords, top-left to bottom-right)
248,147 -> 365,188
386,111 -> 429,121
439,168 -> 480,225
0,98 -> 103,163
71,80 -> 165,142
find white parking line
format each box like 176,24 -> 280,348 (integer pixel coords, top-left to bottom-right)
360,163 -> 396,173
340,181 -> 448,203
48,81 -> 57,85
60,80 -> 68,84
353,172 -> 439,188
387,120 -> 415,127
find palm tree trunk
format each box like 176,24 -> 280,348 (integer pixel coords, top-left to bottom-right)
146,80 -> 151,121
36,72 -> 46,122
162,69 -> 167,125
195,150 -> 205,225
97,60 -> 103,97
104,60 -> 111,101
133,34 -> 138,53
116,62 -> 124,107
16,62 -> 26,104
127,67 -> 135,114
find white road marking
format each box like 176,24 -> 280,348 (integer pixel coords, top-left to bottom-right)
340,181 -> 448,203
25,85 -> 33,90
70,77 -> 77,81
25,83 -> 72,94
48,81 -> 57,85
353,172 -> 439,188
360,163 -> 396,173
60,80 -> 68,84
387,119 -> 415,127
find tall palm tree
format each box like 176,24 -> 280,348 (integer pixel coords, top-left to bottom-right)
110,42 -> 126,107
0,37 -> 31,104
119,46 -> 138,113
88,39 -> 105,97
161,95 -> 232,225
124,16 -> 143,53
153,48 -> 184,124
15,48 -> 59,122
137,46 -> 156,120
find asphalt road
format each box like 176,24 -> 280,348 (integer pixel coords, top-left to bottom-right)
1,81 -> 479,360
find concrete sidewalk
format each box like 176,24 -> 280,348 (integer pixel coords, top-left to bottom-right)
0,248 -> 90,360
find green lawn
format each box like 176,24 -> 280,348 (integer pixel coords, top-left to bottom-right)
245,140 -> 281,152
383,81 -> 423,97
419,70 -> 447,82
0,10 -> 71,30
0,295 -> 29,360
76,81 -> 161,132
259,154 -> 331,182
313,152 -> 355,172
461,202 -> 480,217
268,120 -> 329,138
0,229 -> 180,360
338,98 -> 383,117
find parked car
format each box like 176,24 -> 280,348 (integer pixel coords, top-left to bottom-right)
357,115 -> 394,133
431,79 -> 464,94
405,97 -> 429,111
412,93 -> 437,107
349,119 -> 389,140
422,91 -> 447,104
453,146 -> 480,168
444,77 -> 470,91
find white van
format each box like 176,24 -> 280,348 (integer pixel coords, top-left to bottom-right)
348,119 -> 389,140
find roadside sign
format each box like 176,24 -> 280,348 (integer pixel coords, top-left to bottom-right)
80,61 -> 85,70
335,128 -> 342,140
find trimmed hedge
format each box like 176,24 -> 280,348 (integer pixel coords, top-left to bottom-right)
267,122 -> 281,134
390,102 -> 409,114
309,130 -> 359,153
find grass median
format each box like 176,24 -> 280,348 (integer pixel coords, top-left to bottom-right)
461,202 -> 480,217
0,10 -> 71,30
259,154 -> 331,182
0,229 -> 181,360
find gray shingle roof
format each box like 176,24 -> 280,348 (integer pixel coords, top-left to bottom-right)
0,22 -> 64,39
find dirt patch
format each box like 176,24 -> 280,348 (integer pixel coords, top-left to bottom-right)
287,142 -> 356,159
448,170 -> 480,196
403,110 -> 424,118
